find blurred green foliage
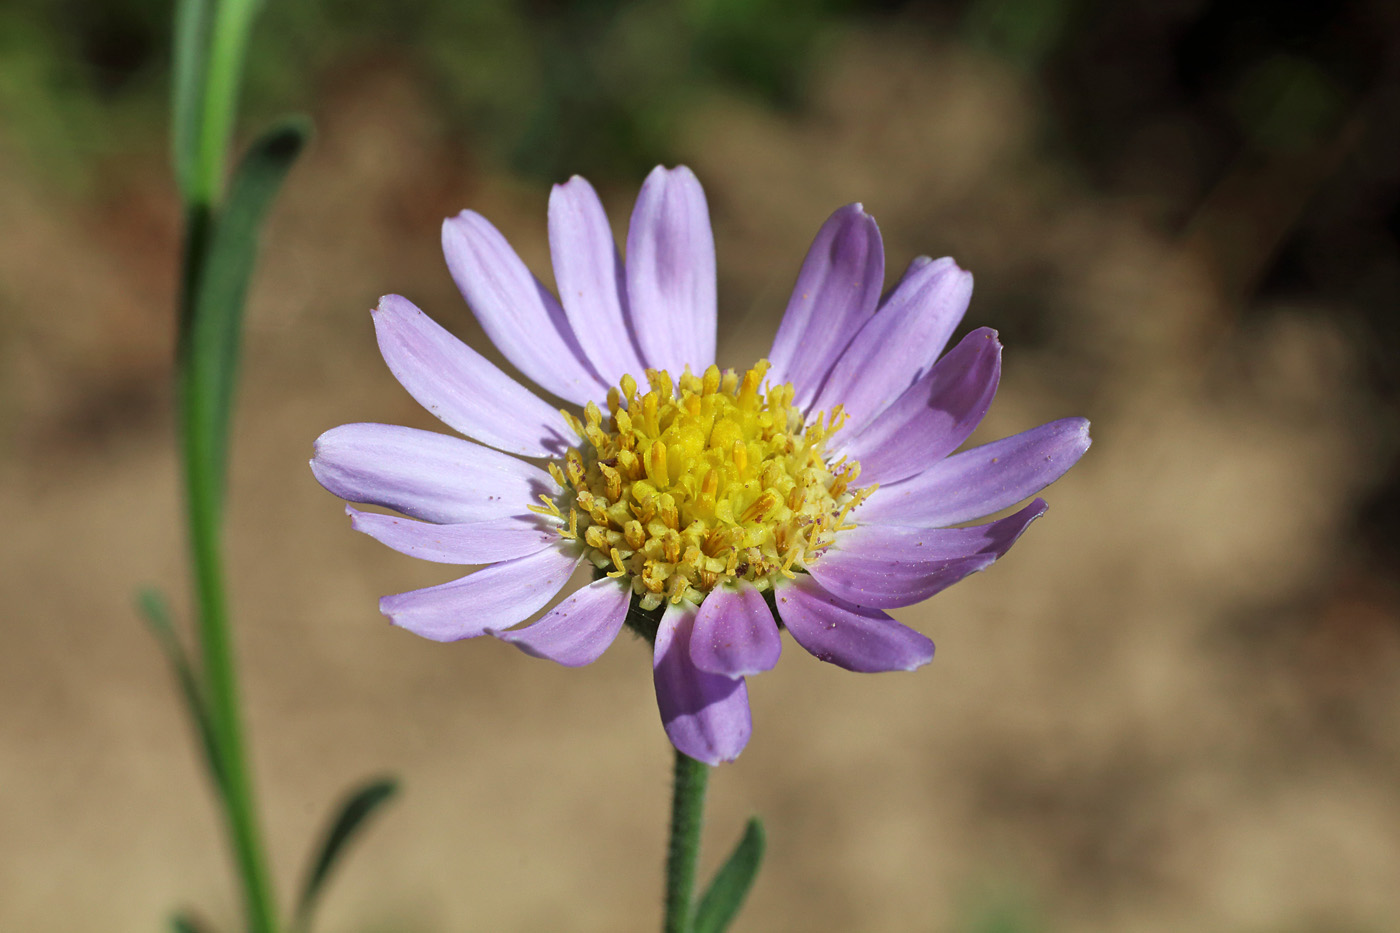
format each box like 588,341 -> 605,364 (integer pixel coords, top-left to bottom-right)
961,0 -> 1076,71
0,0 -> 853,183
1230,52 -> 1346,154
958,881 -> 1045,933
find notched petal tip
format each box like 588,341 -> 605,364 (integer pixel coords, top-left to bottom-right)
551,173 -> 598,197
962,324 -> 1001,348
1055,416 -> 1094,460
378,595 -> 463,641
648,163 -> 699,180
307,431 -> 339,484
439,210 -> 475,238
1074,417 -> 1093,447
831,200 -> 878,227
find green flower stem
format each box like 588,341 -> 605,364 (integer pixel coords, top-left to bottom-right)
622,596 -> 713,933
179,237 -> 279,933
664,749 -> 710,933
172,0 -> 279,927
191,0 -> 260,208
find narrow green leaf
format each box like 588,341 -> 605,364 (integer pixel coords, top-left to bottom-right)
169,911 -> 213,933
692,817 -> 765,933
182,116 -> 310,498
170,0 -> 212,200
136,588 -> 224,792
293,776 -> 400,932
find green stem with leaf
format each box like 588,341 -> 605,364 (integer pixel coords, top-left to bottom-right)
145,2 -> 398,932
626,600 -> 767,933
171,0 -> 281,926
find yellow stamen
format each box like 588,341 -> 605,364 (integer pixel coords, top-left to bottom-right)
542,359 -> 871,600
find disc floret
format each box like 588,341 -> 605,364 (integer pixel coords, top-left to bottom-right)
535,362 -> 874,610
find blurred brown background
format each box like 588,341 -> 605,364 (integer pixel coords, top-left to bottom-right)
4,0 -> 1400,930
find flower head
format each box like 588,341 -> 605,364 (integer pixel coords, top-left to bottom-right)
312,166 -> 1090,765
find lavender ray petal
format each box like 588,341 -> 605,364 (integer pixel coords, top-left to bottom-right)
856,418 -> 1091,528
373,295 -> 573,458
835,498 -> 1048,562
626,165 -> 717,374
492,576 -> 631,667
346,506 -> 559,565
766,204 -> 884,410
379,546 -> 581,642
807,552 -> 992,609
689,580 -> 782,677
310,423 -> 557,524
442,211 -> 607,405
548,176 -> 647,385
838,327 -> 1001,486
806,499 -> 1047,608
812,256 -> 973,432
774,575 -> 935,673
653,601 -> 752,765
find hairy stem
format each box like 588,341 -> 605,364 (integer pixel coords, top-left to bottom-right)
664,749 -> 710,933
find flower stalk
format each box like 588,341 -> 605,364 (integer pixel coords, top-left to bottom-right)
169,0 -> 284,929
665,750 -> 711,933
179,363 -> 279,933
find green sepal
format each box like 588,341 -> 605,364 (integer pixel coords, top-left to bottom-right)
622,591 -> 667,645
293,776 -> 400,932
136,587 -> 224,792
692,817 -> 766,933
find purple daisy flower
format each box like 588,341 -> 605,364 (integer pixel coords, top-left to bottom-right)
311,166 -> 1090,765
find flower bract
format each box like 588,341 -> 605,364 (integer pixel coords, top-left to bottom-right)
311,166 -> 1090,765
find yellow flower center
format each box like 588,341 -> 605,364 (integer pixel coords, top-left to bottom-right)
533,362 -> 875,610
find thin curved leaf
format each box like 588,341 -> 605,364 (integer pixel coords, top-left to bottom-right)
137,587 -> 223,791
293,776 -> 400,931
182,116 -> 311,500
693,817 -> 765,933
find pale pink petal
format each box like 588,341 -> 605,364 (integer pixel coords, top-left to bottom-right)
837,327 -> 1001,485
767,204 -> 883,410
626,166 -> 717,373
311,423 -> 556,524
856,418 -> 1090,528
689,581 -> 782,677
653,601 -> 751,765
548,176 -> 647,385
493,575 -> 632,667
806,500 -> 1046,608
379,546 -> 581,642
811,257 -> 972,432
442,211 -> 608,404
347,506 -> 558,565
774,575 -> 935,673
373,294 -> 572,457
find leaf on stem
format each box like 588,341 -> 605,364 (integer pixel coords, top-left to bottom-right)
293,776 -> 400,932
183,116 -> 311,495
136,587 -> 224,792
692,817 -> 766,933
169,911 -> 215,933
